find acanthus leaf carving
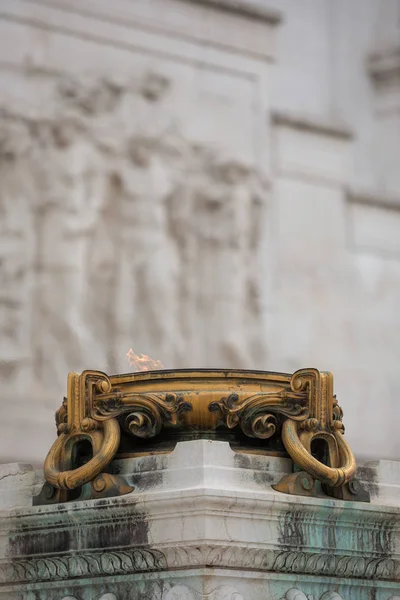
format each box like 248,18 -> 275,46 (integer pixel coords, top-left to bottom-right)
163,544 -> 397,582
0,548 -> 166,584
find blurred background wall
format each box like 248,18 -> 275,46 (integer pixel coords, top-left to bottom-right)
0,0 -> 399,464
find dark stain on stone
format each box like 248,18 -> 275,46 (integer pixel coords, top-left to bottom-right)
130,456 -> 164,491
371,517 -> 396,556
253,469 -> 275,486
85,514 -> 149,549
369,587 -> 377,600
9,499 -> 150,558
9,528 -> 74,556
353,514 -> 396,558
234,453 -> 251,469
356,464 -> 379,499
322,511 -> 337,551
278,509 -> 306,549
234,453 -> 275,486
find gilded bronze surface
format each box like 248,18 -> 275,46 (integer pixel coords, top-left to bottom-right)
43,368 -> 358,501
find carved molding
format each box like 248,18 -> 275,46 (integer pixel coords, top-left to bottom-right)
164,545 -> 397,581
0,549 -> 166,584
272,110 -> 353,141
61,596 -> 117,600
2,543 -> 397,585
163,586 -> 244,600
281,591 -> 309,600
281,592 -> 343,600
58,588 -> 244,600
180,0 -> 282,24
0,546 -> 400,584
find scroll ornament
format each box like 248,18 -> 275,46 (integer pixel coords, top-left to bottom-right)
210,369 -> 357,491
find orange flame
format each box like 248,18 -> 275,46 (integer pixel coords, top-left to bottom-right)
126,348 -> 164,372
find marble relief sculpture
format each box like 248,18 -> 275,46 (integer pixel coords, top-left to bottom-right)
0,71 -> 268,399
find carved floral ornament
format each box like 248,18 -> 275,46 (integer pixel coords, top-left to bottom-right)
59,590 -> 400,600
280,593 -> 400,600
60,590 -> 243,600
60,590 -> 342,600
62,596 -> 117,600
281,592 -> 343,600
40,367 -> 362,503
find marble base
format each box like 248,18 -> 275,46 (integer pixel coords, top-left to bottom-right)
0,440 -> 399,599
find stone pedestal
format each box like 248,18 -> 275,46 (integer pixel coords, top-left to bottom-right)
0,440 -> 399,599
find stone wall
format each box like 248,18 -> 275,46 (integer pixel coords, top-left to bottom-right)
0,0 -> 399,464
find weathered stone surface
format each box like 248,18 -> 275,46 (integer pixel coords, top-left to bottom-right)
0,441 -> 399,599
0,463 -> 35,509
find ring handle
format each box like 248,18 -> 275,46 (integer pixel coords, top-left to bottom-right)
282,419 -> 356,487
44,418 -> 120,490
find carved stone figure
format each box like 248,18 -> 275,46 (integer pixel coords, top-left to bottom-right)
114,130 -> 184,368
0,117 -> 36,393
0,70 -> 268,399
166,147 -> 268,368
33,116 -> 109,387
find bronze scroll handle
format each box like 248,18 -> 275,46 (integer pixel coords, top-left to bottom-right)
44,418 -> 120,490
282,419 -> 356,487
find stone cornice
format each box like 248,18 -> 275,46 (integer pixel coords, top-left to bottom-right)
271,110 -> 353,141
164,545 -> 400,582
6,487 -> 400,526
178,0 -> 282,24
4,490 -> 400,571
347,187 -> 400,212
0,548 -> 167,585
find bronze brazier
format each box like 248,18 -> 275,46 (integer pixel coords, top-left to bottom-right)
37,368 -> 368,504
